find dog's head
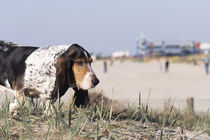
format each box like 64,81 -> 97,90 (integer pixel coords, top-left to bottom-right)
63,44 -> 99,90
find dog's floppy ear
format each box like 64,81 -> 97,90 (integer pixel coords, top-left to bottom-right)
65,46 -> 78,87
55,56 -> 70,98
55,46 -> 78,98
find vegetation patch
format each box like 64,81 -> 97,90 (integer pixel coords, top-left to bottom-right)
0,92 -> 209,140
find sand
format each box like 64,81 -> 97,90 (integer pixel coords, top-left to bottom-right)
91,60 -> 210,112
0,60 -> 210,112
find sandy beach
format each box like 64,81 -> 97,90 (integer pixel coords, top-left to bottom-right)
91,60 -> 210,112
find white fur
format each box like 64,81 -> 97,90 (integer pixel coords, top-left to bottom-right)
79,72 -> 92,90
24,45 -> 70,98
4,79 -> 11,88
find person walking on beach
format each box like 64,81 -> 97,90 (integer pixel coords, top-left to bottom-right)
103,60 -> 107,73
158,59 -> 163,72
165,59 -> 170,73
203,56 -> 209,74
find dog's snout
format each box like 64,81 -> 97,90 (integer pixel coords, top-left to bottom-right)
92,77 -> 99,86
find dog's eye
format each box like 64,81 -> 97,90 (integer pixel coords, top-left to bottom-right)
76,61 -> 84,66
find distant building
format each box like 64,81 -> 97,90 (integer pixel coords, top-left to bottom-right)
112,51 -> 130,58
164,41 -> 194,56
136,39 -> 200,56
200,43 -> 210,54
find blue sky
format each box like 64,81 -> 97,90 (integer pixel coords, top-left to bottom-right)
0,0 -> 209,55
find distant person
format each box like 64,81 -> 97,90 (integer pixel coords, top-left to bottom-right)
110,58 -> 114,66
103,60 -> 107,73
203,57 -> 209,74
193,59 -> 197,65
158,59 -> 163,72
165,59 -> 170,73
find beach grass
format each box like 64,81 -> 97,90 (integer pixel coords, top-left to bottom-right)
0,91 -> 209,140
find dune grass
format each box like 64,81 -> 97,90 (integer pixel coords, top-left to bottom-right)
139,54 -> 210,64
0,92 -> 209,140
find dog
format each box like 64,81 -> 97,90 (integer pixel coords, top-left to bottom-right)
0,41 -> 99,113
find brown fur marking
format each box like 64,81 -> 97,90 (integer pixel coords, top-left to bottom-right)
21,88 -> 42,98
11,75 -> 25,91
56,56 -> 75,88
72,58 -> 90,86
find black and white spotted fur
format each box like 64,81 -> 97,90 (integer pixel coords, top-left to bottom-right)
0,42 -> 99,113
24,45 -> 70,98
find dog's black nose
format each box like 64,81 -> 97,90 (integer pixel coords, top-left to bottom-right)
92,77 -> 99,86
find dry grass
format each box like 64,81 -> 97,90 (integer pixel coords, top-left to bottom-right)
141,54 -> 210,64
0,91 -> 210,140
